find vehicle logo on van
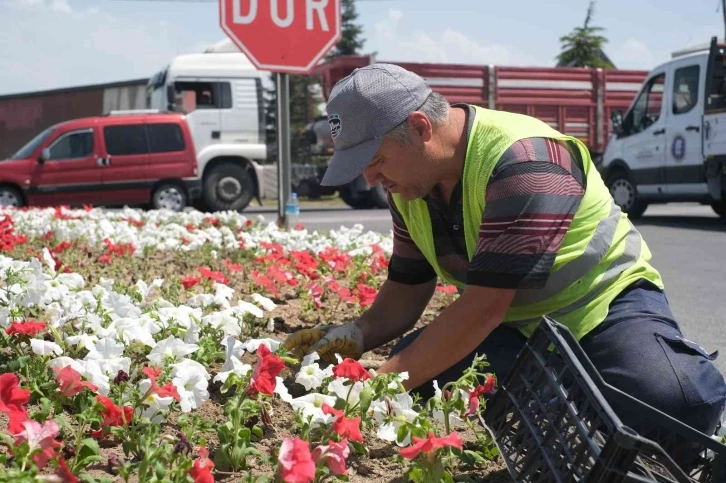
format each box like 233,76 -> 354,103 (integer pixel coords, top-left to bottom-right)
671,135 -> 686,160
328,114 -> 341,139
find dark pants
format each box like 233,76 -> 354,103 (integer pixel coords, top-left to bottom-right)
389,280 -> 726,440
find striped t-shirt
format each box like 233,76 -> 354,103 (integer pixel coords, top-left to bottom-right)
387,104 -> 587,290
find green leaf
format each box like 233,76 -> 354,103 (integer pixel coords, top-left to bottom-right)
74,438 -> 102,470
349,440 -> 367,455
357,385 -> 373,416
251,425 -> 263,439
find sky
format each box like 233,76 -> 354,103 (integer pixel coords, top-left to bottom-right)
0,0 -> 724,96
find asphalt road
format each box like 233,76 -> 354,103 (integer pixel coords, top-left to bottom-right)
250,203 -> 726,373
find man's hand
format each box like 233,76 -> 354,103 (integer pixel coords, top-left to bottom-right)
283,323 -> 364,364
378,285 -> 516,391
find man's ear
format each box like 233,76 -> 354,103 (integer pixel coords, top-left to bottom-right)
407,111 -> 433,143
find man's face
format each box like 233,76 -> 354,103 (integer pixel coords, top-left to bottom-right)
361,117 -> 439,201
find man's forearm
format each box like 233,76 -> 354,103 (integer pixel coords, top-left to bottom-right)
354,278 -> 436,352
378,286 -> 515,390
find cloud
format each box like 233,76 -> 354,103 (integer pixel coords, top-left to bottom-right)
0,1 -> 206,95
369,9 -> 540,67
608,38 -> 665,71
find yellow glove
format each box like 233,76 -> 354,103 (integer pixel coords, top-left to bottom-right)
283,323 -> 364,365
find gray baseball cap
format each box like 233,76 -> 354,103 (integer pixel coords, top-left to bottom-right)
320,63 -> 432,186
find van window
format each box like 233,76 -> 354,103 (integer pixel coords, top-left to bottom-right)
673,65 -> 700,114
49,130 -> 94,160
625,73 -> 665,134
172,81 -> 232,112
147,123 -> 185,153
104,125 -> 149,155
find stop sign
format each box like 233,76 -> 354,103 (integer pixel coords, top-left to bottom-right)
219,0 -> 342,74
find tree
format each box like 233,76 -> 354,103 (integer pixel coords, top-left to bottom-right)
327,0 -> 365,57
264,74 -> 324,162
266,0 -> 365,164
556,1 -> 616,69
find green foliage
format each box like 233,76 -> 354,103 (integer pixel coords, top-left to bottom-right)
556,1 -> 615,69
327,0 -> 365,57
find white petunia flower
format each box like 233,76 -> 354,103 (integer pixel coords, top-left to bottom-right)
274,376 -> 293,403
137,379 -> 174,424
296,363 -> 328,392
251,293 -> 276,311
213,356 -> 252,384
244,338 -> 281,353
147,336 -> 199,367
30,339 -> 63,357
289,393 -> 337,428
327,379 -> 366,406
65,334 -> 99,352
172,365 -> 210,413
84,338 -> 132,377
232,301 -> 264,319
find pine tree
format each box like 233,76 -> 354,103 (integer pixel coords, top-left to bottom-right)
556,1 -> 615,69
328,0 -> 365,57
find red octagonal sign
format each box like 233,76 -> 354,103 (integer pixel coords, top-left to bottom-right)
220,0 -> 342,74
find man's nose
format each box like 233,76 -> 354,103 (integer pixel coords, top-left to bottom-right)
362,166 -> 379,186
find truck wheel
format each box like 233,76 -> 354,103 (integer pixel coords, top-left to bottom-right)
0,186 -> 23,208
203,163 -> 254,212
606,170 -> 648,219
711,201 -> 726,217
152,183 -> 187,212
367,184 -> 389,209
339,184 -> 370,209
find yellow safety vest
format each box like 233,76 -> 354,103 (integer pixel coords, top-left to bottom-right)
391,105 -> 663,340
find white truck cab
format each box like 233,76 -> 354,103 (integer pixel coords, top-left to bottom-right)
601,37 -> 726,218
146,39 -> 273,212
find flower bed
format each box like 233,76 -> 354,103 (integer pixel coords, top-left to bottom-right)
0,207 -> 508,482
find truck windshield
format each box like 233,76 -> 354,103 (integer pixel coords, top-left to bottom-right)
10,127 -> 55,160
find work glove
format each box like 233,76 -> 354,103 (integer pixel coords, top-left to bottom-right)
283,323 -> 364,365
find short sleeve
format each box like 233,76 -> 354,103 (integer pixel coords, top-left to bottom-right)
467,137 -> 587,289
385,190 -> 437,285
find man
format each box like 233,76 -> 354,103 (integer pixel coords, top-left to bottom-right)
283,64 -> 726,439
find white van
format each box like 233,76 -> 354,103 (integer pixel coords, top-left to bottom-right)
601,37 -> 726,218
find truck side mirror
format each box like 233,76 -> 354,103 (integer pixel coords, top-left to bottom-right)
611,110 -> 624,133
166,85 -> 176,111
39,148 -> 50,164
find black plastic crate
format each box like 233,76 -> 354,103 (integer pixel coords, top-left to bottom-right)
482,316 -> 726,483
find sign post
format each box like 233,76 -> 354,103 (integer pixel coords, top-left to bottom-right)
219,0 -> 342,228
276,72 -> 291,225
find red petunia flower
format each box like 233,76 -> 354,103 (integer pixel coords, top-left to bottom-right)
332,358 -> 371,382
92,396 -> 133,439
0,373 -> 30,434
312,439 -> 350,476
54,366 -> 98,398
189,446 -> 215,483
248,345 -> 285,396
141,366 -> 181,402
321,404 -> 365,443
5,321 -> 46,337
278,437 -> 315,483
399,431 -> 463,460
198,267 -> 229,285
182,276 -> 201,290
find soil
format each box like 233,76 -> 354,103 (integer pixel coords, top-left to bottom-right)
0,239 -> 510,482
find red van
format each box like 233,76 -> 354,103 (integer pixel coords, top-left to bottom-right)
0,111 -> 201,211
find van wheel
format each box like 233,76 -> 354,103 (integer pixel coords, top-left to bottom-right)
0,186 -> 23,208
203,163 -> 254,212
606,170 -> 648,219
152,184 -> 187,212
711,201 -> 726,217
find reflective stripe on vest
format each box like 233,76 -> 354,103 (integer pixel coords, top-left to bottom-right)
506,216 -> 643,327
511,200 -> 622,307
